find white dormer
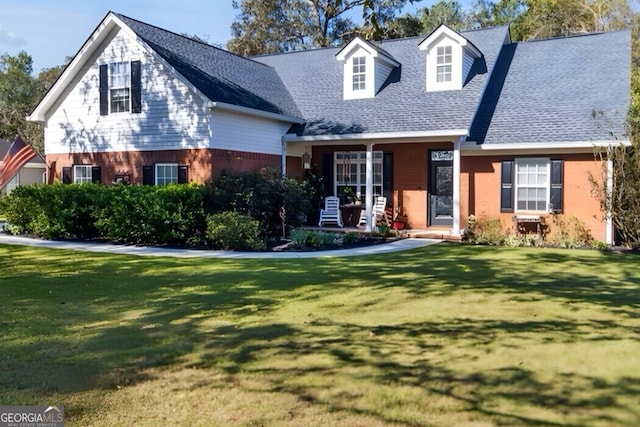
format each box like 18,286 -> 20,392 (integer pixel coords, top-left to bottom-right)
418,25 -> 482,92
336,37 -> 400,100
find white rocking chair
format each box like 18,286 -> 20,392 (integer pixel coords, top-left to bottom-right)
318,196 -> 344,227
358,196 -> 389,227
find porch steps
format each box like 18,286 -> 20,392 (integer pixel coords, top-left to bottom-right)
406,229 -> 463,242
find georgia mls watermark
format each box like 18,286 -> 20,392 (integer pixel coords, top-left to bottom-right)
0,406 -> 64,427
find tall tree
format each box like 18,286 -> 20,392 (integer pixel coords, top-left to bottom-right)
0,52 -> 44,153
467,0 -> 526,29
228,0 -> 419,55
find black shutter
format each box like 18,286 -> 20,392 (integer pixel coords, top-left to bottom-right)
142,165 -> 154,185
500,160 -> 514,213
383,152 -> 393,202
550,159 -> 563,213
91,166 -> 101,184
178,165 -> 188,184
62,167 -> 72,184
322,153 -> 333,196
130,60 -> 142,113
99,64 -> 108,116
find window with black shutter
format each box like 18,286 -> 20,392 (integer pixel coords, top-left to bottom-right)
91,166 -> 101,184
550,159 -> 563,213
142,165 -> 154,185
99,60 -> 141,115
500,160 -> 514,213
62,167 -> 72,184
178,165 -> 188,184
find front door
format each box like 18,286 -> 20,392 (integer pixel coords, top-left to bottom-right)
429,150 -> 453,226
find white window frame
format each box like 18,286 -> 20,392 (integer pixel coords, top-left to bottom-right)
515,158 -> 550,213
334,151 -> 383,204
436,46 -> 453,83
155,163 -> 178,186
109,61 -> 131,113
73,165 -> 93,184
352,56 -> 366,91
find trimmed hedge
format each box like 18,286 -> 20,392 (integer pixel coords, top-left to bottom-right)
0,183 -> 206,245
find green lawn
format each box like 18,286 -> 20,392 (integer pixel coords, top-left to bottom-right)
1,243 -> 639,426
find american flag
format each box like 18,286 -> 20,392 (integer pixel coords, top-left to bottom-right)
0,136 -> 37,190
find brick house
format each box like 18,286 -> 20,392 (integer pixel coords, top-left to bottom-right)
28,12 -> 631,243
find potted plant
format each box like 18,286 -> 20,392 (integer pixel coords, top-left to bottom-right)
392,206 -> 408,230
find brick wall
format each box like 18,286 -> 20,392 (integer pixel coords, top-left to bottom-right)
461,153 -> 608,241
46,148 -> 292,185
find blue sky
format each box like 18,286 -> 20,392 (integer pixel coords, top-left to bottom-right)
0,0 -> 470,74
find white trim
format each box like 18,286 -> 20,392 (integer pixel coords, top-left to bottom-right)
461,140 -> 631,155
335,36 -> 400,67
155,162 -> 179,186
514,157 -> 551,214
283,129 -> 469,143
418,25 -> 481,58
451,141 -> 461,235
605,156 -> 614,245
208,101 -> 304,124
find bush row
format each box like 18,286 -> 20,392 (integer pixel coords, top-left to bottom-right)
0,168 -> 318,250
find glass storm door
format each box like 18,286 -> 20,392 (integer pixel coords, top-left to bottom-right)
429,150 -> 454,226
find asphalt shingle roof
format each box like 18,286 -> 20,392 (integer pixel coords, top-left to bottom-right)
254,26 -> 510,136
114,13 -> 302,119
469,30 -> 631,144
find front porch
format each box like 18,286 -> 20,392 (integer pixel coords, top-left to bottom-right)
299,225 -> 463,242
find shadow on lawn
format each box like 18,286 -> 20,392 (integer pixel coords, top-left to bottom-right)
1,243 -> 639,425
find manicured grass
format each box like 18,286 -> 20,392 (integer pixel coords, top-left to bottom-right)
1,243 -> 639,426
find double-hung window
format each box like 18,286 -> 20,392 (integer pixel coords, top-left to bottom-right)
436,46 -> 452,83
74,165 -> 93,184
155,163 -> 179,186
99,60 -> 141,116
352,56 -> 366,91
109,62 -> 131,113
334,151 -> 383,204
515,158 -> 549,212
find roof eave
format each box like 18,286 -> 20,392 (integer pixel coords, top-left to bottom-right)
29,11 -> 121,122
284,129 -> 469,144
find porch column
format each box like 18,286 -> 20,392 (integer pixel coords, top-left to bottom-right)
280,136 -> 287,177
451,140 -> 461,236
365,143 -> 374,232
605,153 -> 614,245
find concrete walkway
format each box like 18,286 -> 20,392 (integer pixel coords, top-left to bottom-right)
0,232 -> 440,259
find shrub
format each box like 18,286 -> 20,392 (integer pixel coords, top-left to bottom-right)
0,183 -> 104,239
94,184 -> 206,245
549,214 -> 594,249
465,215 -> 507,245
205,211 -> 265,251
204,168 -> 317,237
289,229 -> 339,248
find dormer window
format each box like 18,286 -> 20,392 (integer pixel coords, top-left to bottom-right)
436,46 -> 452,83
336,36 -> 400,100
419,25 -> 482,92
352,56 -> 367,91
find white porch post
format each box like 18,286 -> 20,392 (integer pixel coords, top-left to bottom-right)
451,140 -> 461,236
605,154 -> 614,245
365,143 -> 374,232
280,136 -> 287,177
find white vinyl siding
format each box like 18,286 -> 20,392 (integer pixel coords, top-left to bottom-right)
44,29 -> 212,155
462,52 -> 474,83
516,158 -> 550,212
374,60 -> 394,93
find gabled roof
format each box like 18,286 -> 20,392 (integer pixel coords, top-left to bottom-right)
255,26 -> 509,137
469,29 -> 631,145
335,36 -> 400,67
30,11 -> 302,122
418,24 -> 482,59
